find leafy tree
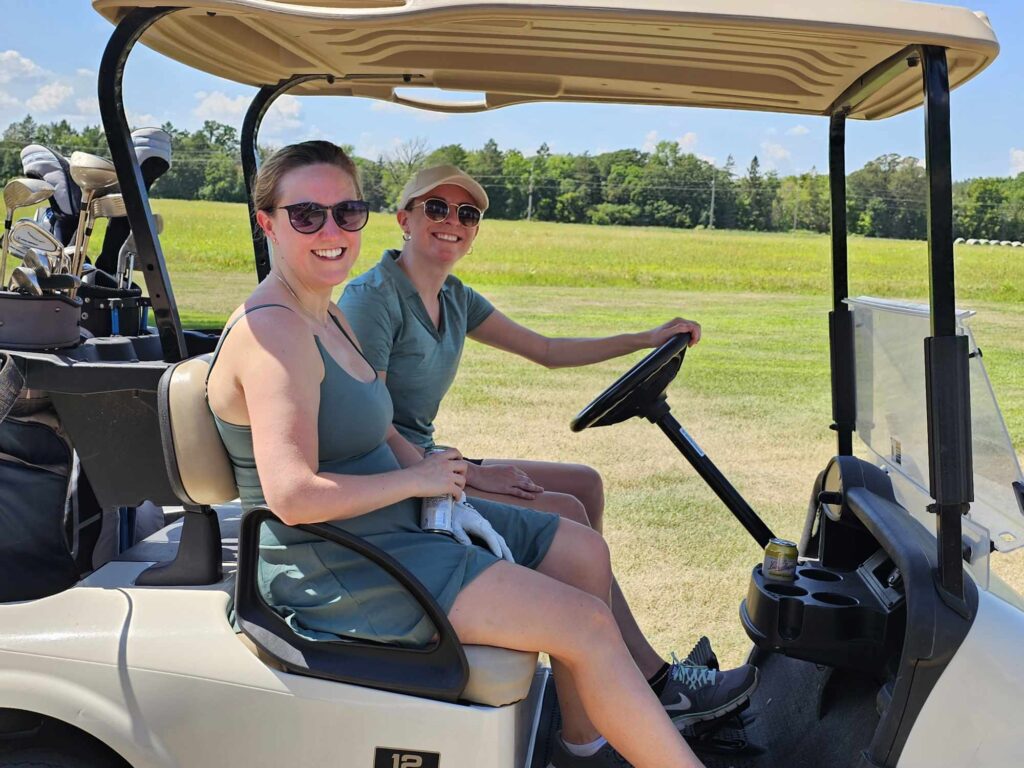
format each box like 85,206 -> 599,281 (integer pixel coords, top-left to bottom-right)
739,156 -> 774,231
425,144 -> 469,169
466,139 -> 507,217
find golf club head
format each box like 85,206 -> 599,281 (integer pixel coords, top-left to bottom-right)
21,247 -> 52,276
3,177 -> 55,214
11,265 -> 42,296
90,193 -> 127,219
132,127 -> 172,189
116,232 -> 135,285
60,245 -> 76,275
37,272 -> 81,293
10,219 -> 62,257
69,152 -> 118,194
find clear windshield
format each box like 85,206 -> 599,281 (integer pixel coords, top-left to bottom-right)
848,297 -> 1024,555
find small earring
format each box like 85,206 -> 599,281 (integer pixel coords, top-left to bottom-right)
402,232 -> 411,242
468,246 -> 474,255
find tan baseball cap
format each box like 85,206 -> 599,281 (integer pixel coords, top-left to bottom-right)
398,164 -> 489,212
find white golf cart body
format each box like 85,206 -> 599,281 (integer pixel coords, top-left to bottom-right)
0,1 -> 1019,767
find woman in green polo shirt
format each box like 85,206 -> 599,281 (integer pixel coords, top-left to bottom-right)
339,164 -> 714,723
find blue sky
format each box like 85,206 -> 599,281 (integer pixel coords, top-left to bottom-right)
1,1 -> 1021,180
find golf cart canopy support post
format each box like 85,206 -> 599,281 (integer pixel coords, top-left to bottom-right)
242,75 -> 336,284
827,113 -> 854,458
98,5 -> 187,363
921,45 -> 973,604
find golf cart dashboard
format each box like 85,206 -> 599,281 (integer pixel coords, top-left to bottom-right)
741,455 -> 973,676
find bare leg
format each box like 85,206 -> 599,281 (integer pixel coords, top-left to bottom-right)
479,459 -> 605,531
469,460 -> 665,677
448,522 -> 703,768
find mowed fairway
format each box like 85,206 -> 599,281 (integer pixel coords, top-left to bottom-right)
120,200 -> 1024,663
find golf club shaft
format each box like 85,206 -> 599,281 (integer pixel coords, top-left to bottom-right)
0,216 -> 12,287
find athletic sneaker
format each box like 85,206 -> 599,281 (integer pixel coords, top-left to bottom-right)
658,655 -> 759,727
547,736 -> 632,768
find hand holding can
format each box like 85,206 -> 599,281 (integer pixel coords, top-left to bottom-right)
421,446 -> 457,535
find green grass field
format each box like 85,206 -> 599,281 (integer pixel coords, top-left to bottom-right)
22,199 -> 1024,663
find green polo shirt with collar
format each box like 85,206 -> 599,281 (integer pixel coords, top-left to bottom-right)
339,249 -> 495,449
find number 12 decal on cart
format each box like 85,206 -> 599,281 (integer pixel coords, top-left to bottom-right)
373,747 -> 440,768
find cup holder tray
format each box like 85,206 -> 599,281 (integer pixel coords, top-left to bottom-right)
740,563 -> 903,671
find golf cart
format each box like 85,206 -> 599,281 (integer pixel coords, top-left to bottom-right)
0,1 -> 1021,766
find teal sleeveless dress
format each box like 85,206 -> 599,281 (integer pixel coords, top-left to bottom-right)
209,304 -> 559,646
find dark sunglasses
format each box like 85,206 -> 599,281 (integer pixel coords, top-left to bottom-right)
410,197 -> 483,228
275,200 -> 370,234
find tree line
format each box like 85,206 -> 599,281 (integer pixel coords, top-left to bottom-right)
3,115 -> 1022,241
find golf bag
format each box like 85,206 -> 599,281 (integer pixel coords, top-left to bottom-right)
0,398 -> 80,601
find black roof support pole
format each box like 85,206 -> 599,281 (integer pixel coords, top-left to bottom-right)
921,45 -> 973,605
241,75 -> 334,283
828,112 -> 855,456
98,6 -> 187,363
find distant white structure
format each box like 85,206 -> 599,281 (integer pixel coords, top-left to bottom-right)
954,237 -> 966,244
966,238 -> 979,245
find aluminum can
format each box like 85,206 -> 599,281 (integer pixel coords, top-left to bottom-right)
420,446 -> 455,535
763,537 -> 799,581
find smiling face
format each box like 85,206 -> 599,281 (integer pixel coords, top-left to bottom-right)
257,162 -> 361,289
397,183 -> 480,269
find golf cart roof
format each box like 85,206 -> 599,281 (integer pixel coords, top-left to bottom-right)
92,0 -> 998,120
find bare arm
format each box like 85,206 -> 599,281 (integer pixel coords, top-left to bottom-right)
236,313 -> 465,526
468,309 -> 702,369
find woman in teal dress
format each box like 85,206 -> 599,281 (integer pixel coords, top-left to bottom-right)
206,141 -> 753,768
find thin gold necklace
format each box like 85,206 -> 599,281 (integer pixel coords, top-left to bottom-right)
272,271 -> 331,329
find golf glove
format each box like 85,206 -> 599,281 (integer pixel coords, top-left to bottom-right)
452,493 -> 515,563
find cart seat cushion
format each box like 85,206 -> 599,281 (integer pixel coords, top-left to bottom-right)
462,645 -> 539,706
238,631 -> 537,707
159,354 -> 238,505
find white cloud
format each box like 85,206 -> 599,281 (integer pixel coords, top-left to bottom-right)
75,98 -> 99,120
760,140 -> 791,162
786,125 -> 810,136
26,81 -> 73,113
677,131 -> 698,152
355,132 -> 405,160
369,100 -> 449,123
642,129 -> 659,152
193,90 -> 249,122
76,68 -> 95,78
698,154 -> 717,166
0,51 -> 43,84
262,94 -> 304,134
1011,148 -> 1024,176
129,112 -> 161,128
0,90 -> 19,110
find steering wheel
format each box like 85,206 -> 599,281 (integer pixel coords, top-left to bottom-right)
571,333 -> 691,432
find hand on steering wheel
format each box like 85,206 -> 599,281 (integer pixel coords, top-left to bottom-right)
571,333 -> 691,432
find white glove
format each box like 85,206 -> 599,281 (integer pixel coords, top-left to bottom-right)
451,493 -> 515,563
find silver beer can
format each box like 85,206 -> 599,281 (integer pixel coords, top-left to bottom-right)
421,446 -> 455,535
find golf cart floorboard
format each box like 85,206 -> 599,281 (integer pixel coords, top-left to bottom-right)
693,652 -> 880,768
533,652 -> 879,768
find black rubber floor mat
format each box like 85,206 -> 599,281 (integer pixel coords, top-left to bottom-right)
532,652 -> 878,768
694,654 -> 879,768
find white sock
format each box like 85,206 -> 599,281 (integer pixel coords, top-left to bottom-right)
562,735 -> 607,758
